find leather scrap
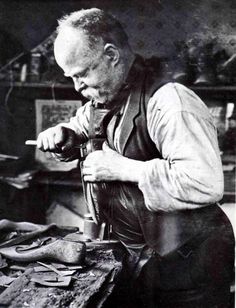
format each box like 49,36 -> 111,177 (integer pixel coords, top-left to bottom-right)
0,219 -> 44,232
0,254 -> 8,269
34,262 -> 81,270
35,268 -> 76,277
35,261 -> 76,277
33,265 -> 76,276
31,276 -> 71,287
16,237 -> 52,252
10,264 -> 28,270
0,225 -> 55,248
36,261 -> 64,276
61,265 -> 84,270
0,275 -> 17,287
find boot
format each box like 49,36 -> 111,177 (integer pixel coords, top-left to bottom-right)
217,52 -> 236,85
193,42 -> 216,86
172,41 -> 194,85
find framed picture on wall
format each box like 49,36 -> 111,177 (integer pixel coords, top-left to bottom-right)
35,99 -> 82,171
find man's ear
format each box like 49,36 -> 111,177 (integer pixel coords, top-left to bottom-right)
104,43 -> 120,66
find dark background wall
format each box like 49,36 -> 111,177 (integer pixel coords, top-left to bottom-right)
0,0 -> 236,60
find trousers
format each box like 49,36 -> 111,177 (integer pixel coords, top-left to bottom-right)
103,202 -> 235,308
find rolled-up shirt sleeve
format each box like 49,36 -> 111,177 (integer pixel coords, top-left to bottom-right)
138,83 -> 224,212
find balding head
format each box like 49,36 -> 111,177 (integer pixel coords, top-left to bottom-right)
56,8 -> 130,50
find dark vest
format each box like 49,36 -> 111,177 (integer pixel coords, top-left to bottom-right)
86,56 -> 229,257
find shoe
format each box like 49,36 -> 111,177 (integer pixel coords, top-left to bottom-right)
217,52 -> 236,85
193,42 -> 216,86
0,239 -> 86,264
172,41 -> 194,85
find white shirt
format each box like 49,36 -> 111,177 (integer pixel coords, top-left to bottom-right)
64,82 -> 224,212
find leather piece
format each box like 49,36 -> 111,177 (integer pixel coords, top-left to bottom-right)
0,224 -> 55,248
31,276 -> 71,287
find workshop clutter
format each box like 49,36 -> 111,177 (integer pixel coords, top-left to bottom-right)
0,31 -> 68,84
0,219 -> 105,289
0,220 -> 86,263
0,218 -> 122,308
169,37 -> 236,86
0,219 -> 86,288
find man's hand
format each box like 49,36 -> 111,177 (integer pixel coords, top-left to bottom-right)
37,126 -> 79,161
82,142 -> 145,183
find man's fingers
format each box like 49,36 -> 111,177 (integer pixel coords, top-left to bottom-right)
83,175 -> 97,182
61,131 -> 74,151
42,136 -> 50,152
82,163 -> 90,170
37,126 -> 77,153
102,141 -> 112,152
48,134 -> 57,151
83,158 -> 93,168
83,151 -> 103,166
36,134 -> 43,150
51,153 -> 63,161
82,166 -> 96,182
54,126 -> 66,147
82,164 -> 93,175
38,132 -> 58,152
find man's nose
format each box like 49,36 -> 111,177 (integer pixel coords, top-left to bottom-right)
72,77 -> 85,93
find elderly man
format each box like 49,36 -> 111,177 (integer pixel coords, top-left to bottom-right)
37,8 -> 234,308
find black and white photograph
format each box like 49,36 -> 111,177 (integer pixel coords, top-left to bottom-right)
0,1 -> 235,307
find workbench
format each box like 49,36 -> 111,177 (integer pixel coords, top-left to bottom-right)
0,247 -> 123,308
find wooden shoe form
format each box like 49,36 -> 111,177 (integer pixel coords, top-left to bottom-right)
0,239 -> 86,264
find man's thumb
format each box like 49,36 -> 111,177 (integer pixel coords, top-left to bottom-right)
61,129 -> 75,151
102,141 -> 113,152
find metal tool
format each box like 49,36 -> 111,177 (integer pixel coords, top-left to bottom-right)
25,139 -> 93,160
0,153 -> 19,161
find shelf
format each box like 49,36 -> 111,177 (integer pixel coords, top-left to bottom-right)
190,85 -> 236,100
191,85 -> 236,91
1,82 -> 236,92
0,81 -> 83,101
0,81 -> 73,89
0,82 -> 236,101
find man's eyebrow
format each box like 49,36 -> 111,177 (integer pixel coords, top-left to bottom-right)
64,68 -> 87,78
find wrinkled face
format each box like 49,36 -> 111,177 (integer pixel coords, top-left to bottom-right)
54,28 -> 123,104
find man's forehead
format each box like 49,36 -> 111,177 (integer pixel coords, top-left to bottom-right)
54,32 -> 87,68
55,28 -> 89,54
54,27 -> 102,66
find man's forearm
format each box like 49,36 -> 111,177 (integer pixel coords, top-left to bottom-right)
117,156 -> 145,183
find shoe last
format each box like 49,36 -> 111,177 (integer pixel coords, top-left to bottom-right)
0,239 -> 86,264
